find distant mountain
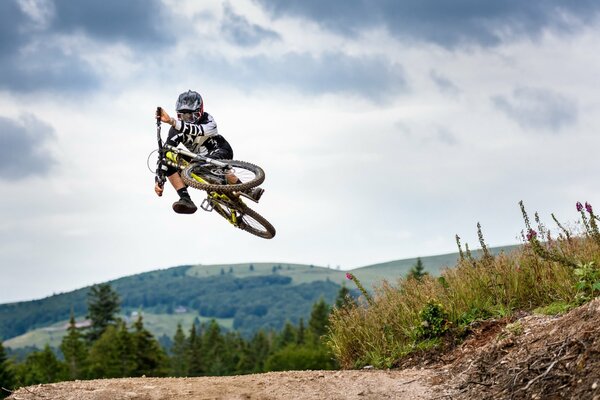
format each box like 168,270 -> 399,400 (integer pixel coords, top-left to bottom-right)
1,244 -> 521,350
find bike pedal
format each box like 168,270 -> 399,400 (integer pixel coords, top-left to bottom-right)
200,198 -> 214,212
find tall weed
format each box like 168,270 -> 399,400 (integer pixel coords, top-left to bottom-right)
328,201 -> 600,368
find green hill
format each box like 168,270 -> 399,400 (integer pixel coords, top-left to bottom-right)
0,244 -> 521,350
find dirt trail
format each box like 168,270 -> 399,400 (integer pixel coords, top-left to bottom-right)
6,369 -> 445,400
8,298 -> 600,400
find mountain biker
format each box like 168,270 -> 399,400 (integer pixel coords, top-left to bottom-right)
155,90 -> 264,214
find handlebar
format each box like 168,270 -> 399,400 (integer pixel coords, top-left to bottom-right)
155,107 -> 165,187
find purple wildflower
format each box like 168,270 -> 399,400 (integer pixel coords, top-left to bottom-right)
577,202 -> 584,212
345,272 -> 354,280
586,202 -> 593,213
526,229 -> 537,241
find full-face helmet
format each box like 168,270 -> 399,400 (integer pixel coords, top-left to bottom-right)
175,90 -> 204,123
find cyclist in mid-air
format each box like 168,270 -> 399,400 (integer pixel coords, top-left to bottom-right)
155,90 -> 264,214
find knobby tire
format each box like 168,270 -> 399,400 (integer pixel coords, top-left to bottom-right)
181,160 -> 265,193
211,198 -> 276,239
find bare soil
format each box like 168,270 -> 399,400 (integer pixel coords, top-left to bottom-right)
7,298 -> 600,400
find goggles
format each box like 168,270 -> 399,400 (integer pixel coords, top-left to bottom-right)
177,110 -> 201,122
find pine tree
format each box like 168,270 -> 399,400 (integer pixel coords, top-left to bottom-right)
233,335 -> 254,374
248,330 -> 271,373
15,345 -> 67,385
60,312 -> 88,380
276,321 -> 296,350
0,341 -> 15,399
85,283 -> 121,343
335,285 -> 353,309
170,323 -> 188,377
87,322 -> 134,378
187,323 -> 204,376
408,257 -> 428,281
308,298 -> 330,345
296,318 -> 305,345
203,320 -> 226,375
132,314 -> 168,377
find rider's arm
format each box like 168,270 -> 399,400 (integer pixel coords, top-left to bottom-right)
172,113 -> 218,137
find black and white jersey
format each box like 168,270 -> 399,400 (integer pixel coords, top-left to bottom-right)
165,112 -> 232,157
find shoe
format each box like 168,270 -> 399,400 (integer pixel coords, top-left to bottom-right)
240,187 -> 264,203
172,197 -> 197,214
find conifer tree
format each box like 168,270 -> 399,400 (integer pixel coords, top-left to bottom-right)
132,314 -> 168,377
116,321 -> 136,376
248,330 -> 270,373
308,298 -> 330,345
296,318 -> 305,345
170,323 -> 188,377
60,312 -> 88,380
87,322 -> 134,378
408,258 -> 428,281
187,323 -> 204,376
0,341 -> 15,399
14,345 -> 67,385
276,321 -> 296,350
85,283 -> 121,343
233,335 -> 254,374
335,285 -> 353,309
203,320 -> 226,375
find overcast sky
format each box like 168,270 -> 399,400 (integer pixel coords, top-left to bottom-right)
1,0 -> 600,303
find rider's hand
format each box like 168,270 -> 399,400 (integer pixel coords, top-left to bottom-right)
156,107 -> 175,126
154,182 -> 164,197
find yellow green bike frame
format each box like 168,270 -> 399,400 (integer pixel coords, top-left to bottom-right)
165,150 -> 241,226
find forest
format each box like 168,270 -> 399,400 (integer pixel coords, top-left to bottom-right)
0,282 -> 353,397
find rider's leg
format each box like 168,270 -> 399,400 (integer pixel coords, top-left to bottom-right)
168,172 -> 186,190
168,172 -> 197,214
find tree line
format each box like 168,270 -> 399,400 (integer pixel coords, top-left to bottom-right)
0,267 -> 341,341
0,283 -> 352,397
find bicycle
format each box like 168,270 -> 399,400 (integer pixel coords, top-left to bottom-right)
150,108 -> 276,239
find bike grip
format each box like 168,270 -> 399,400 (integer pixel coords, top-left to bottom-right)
156,107 -> 161,126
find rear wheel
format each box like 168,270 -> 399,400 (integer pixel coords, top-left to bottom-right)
210,196 -> 276,239
182,160 -> 264,193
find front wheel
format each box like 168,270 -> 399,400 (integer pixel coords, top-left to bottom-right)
211,196 -> 276,239
181,160 -> 265,193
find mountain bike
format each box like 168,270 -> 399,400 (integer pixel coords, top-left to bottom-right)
150,108 -> 276,239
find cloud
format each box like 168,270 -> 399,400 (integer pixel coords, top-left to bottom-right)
0,40 -> 100,92
253,0 -> 600,48
221,3 -> 280,47
0,1 -> 28,54
204,52 -> 408,102
0,115 -> 57,180
430,70 -> 460,96
0,0 -> 172,93
50,0 -> 170,46
491,87 -> 578,132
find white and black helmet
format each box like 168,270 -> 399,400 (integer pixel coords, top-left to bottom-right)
175,90 -> 204,123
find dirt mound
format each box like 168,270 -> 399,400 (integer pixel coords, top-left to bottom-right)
445,298 -> 600,399
7,299 -> 600,400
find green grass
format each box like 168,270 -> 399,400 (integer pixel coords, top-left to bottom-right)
327,219 -> 600,369
186,262 -> 350,285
